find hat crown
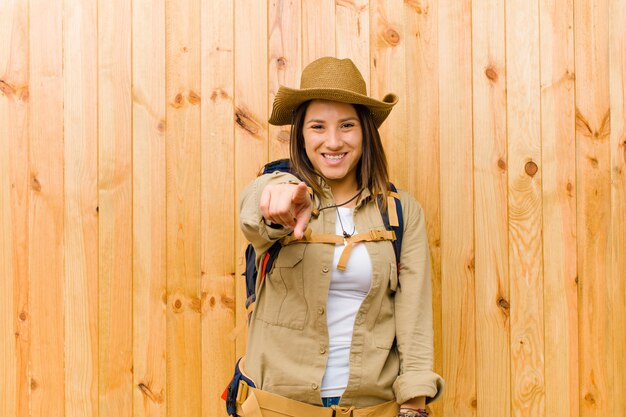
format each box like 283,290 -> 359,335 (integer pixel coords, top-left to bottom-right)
299,57 -> 367,95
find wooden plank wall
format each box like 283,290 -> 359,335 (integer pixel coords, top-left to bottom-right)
0,1 -> 624,417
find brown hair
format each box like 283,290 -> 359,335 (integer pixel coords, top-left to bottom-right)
289,100 -> 390,204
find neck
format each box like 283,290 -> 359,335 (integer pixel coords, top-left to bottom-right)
329,183 -> 361,208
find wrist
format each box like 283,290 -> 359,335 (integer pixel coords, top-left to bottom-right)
397,408 -> 428,417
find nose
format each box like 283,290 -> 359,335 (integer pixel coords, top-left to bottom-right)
325,128 -> 342,150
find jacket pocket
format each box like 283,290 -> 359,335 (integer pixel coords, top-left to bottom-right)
374,262 -> 397,349
255,244 -> 308,330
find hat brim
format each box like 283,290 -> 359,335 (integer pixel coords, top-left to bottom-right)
268,86 -> 398,128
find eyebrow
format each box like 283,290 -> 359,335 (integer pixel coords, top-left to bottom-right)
306,117 -> 359,124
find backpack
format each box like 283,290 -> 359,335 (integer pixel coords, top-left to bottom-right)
243,158 -> 404,317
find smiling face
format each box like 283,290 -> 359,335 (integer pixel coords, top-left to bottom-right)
302,100 -> 363,194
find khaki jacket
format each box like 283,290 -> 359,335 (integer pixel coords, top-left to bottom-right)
239,171 -> 444,408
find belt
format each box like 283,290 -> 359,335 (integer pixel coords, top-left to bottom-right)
235,380 -> 398,417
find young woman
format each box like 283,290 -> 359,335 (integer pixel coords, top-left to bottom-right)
237,57 -> 443,417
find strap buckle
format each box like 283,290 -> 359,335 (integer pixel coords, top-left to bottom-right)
236,379 -> 249,404
330,405 -> 354,416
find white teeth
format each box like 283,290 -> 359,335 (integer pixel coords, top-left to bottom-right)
324,153 -> 346,160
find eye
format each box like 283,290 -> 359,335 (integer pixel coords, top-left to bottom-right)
341,122 -> 355,129
310,124 -> 323,130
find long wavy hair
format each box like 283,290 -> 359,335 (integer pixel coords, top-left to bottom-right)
289,100 -> 390,204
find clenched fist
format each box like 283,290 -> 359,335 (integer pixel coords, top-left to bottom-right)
259,182 -> 312,239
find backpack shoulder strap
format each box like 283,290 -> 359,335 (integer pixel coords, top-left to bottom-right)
378,183 -> 404,272
261,158 -> 292,175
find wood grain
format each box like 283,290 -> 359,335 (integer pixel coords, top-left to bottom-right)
98,0 -> 133,415
539,1 -> 578,416
29,0 -> 65,415
234,0 -> 268,358
336,0 -> 370,88
608,0 -> 626,415
132,0 -> 166,416
404,2 -> 442,414
64,0 -> 99,415
370,0 -> 407,188
574,0 -> 612,416
302,0 -> 335,65
472,0 -> 510,415
438,0 -> 476,415
506,1 -> 545,416
202,0 -> 235,416
166,0 -> 202,415
0,1 -> 29,416
268,0 -> 301,161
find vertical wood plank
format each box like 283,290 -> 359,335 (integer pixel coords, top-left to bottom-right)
574,0 -> 612,415
202,0 -> 235,416
608,1 -> 626,415
471,0 -> 510,416
234,0 -> 268,357
29,0 -> 65,415
98,0 -> 133,415
132,0 -> 167,415
64,0 -> 99,415
165,0 -> 202,414
335,0 -> 370,87
539,1 -> 578,417
404,2 -> 442,414
438,0 -> 476,415
0,1 -> 29,416
506,1 -> 545,416
370,0 -> 407,188
302,0 -> 335,65
268,0 -> 301,160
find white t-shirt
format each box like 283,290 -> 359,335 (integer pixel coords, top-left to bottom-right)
320,207 -> 373,398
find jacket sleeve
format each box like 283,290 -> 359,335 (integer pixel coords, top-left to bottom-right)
238,171 -> 302,255
392,191 -> 445,404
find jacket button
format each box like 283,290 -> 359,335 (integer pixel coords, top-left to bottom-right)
317,307 -> 325,315
319,346 -> 326,354
311,383 -> 319,390
322,266 -> 329,273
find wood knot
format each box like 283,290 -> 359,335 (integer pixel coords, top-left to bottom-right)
276,57 -> 287,69
31,176 -> 42,192
0,79 -> 15,97
138,382 -> 164,403
497,297 -> 510,310
157,119 -> 166,133
586,155 -> 599,167
210,88 -> 230,102
171,93 -> 184,108
471,398 -> 477,408
173,298 -> 183,312
188,90 -> 201,105
209,296 -> 216,307
235,107 -> 261,137
467,257 -> 475,273
485,67 -> 498,82
221,295 -> 235,311
497,158 -> 506,171
181,46 -> 188,53
405,0 -> 427,14
525,161 -> 538,177
584,393 -> 595,405
19,311 -> 27,321
277,130 -> 290,143
30,379 -> 38,390
384,27 -> 400,46
19,87 -> 29,102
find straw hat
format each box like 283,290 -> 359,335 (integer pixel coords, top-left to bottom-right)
268,57 -> 398,128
